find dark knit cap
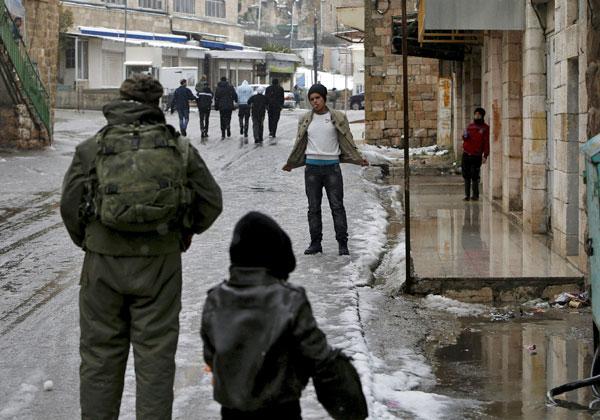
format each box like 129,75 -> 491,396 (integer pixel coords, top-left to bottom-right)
308,83 -> 327,101
229,212 -> 296,280
474,107 -> 486,118
119,75 -> 163,104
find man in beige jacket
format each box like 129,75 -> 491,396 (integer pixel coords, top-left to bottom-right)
283,84 -> 368,256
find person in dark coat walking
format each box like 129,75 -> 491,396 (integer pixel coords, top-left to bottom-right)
247,86 -> 268,145
201,212 -> 367,420
265,78 -> 284,139
195,81 -> 213,140
169,79 -> 196,137
214,77 -> 238,140
462,107 -> 490,201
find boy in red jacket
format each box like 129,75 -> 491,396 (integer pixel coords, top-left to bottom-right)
462,107 -> 490,201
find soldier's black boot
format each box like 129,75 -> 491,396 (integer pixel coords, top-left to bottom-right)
304,241 -> 322,255
338,240 -> 350,256
221,130 -> 225,140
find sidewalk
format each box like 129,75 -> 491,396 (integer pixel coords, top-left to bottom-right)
405,175 -> 584,303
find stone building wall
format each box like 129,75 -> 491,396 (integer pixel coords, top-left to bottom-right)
0,0 -> 59,148
24,0 -> 60,109
64,1 -> 244,43
364,0 -> 439,147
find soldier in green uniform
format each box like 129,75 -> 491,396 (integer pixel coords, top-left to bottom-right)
60,75 -> 222,420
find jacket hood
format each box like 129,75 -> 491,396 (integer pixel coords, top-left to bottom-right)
217,80 -> 229,88
241,80 -> 249,86
102,100 -> 166,125
229,211 -> 295,280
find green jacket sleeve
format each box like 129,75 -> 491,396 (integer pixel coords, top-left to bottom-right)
60,147 -> 87,248
187,145 -> 223,235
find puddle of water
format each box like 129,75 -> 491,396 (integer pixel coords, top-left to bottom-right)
433,316 -> 597,419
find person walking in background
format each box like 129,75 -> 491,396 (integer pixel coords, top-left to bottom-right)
329,88 -> 338,110
265,78 -> 284,139
247,86 -> 268,146
293,85 -> 301,107
282,84 -> 368,256
195,81 -> 213,140
236,80 -> 253,142
462,107 -> 489,201
169,79 -> 196,137
60,75 -> 223,420
214,77 -> 238,140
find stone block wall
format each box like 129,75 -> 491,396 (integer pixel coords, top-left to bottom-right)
502,31 -> 523,212
549,0 -> 588,267
23,0 -> 60,109
0,105 -> 49,149
522,1 -> 548,234
364,0 -> 439,147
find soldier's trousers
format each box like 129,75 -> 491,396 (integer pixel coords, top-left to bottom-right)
79,251 -> 182,420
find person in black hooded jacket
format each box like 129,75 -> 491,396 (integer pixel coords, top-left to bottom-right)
201,212 -> 334,419
214,77 -> 238,140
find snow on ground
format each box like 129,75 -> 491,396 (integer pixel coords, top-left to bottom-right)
361,144 -> 449,165
423,295 -> 490,317
0,108 -> 477,419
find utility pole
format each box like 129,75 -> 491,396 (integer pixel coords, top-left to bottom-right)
401,0 -> 412,289
123,0 -> 128,79
290,1 -> 294,50
258,0 -> 262,33
313,10 -> 318,85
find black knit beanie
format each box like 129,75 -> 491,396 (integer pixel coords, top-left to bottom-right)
474,107 -> 486,118
229,212 -> 296,280
308,84 -> 327,101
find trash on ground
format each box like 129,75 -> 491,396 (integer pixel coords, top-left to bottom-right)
43,380 -> 53,391
490,310 -> 515,322
550,291 -> 589,308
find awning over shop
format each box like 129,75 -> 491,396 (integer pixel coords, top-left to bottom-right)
79,26 -> 188,43
199,40 -> 244,50
71,27 -> 208,51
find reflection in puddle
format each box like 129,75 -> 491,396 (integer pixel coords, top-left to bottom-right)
434,318 -> 596,419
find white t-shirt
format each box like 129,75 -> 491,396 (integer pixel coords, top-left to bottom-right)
306,112 -> 340,160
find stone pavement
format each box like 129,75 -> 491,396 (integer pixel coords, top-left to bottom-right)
405,175 -> 585,303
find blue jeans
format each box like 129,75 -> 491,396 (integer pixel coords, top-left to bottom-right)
304,164 -> 348,243
177,109 -> 190,133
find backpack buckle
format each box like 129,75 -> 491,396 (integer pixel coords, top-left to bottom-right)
158,179 -> 171,189
131,134 -> 141,150
105,184 -> 118,194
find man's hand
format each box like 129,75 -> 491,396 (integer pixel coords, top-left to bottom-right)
360,159 -> 369,167
282,163 -> 293,172
482,156 -> 487,164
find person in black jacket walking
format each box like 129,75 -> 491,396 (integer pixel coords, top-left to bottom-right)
265,78 -> 284,139
214,77 -> 238,140
195,81 -> 213,140
169,79 -> 196,137
201,212 -> 368,420
247,86 -> 268,145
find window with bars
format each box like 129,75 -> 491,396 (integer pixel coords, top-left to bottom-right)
205,0 -> 225,18
77,39 -> 89,80
65,38 -> 75,69
174,0 -> 195,13
139,0 -> 163,10
103,0 -> 126,5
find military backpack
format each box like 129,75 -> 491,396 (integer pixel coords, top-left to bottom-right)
91,122 -> 191,233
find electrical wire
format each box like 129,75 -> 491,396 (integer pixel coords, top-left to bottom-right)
547,347 -> 600,406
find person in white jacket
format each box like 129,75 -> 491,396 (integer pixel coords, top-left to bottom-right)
236,80 -> 254,141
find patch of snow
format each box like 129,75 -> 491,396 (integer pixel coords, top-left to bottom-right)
0,382 -> 39,418
374,237 -> 406,295
423,294 -> 489,317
